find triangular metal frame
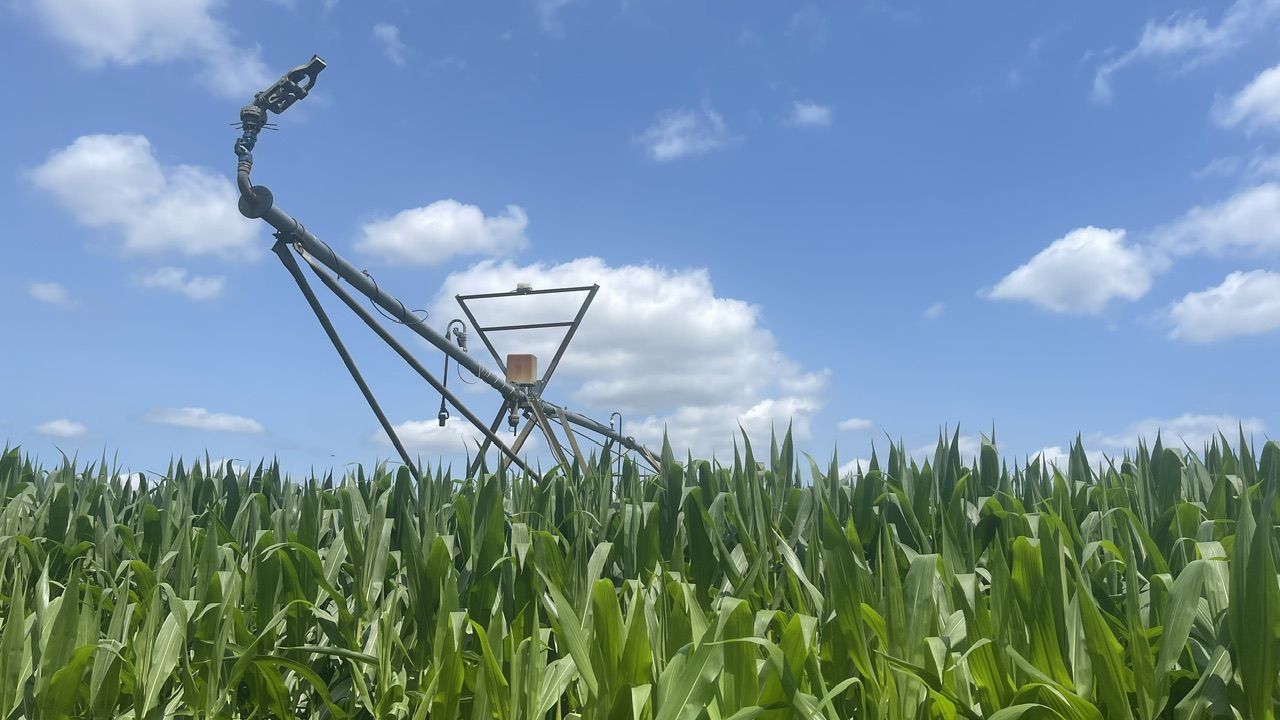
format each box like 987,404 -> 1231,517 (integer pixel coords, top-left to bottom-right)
456,285 -> 599,475
455,284 -> 597,389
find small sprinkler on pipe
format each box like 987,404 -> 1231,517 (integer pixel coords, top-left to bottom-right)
234,55 -> 326,217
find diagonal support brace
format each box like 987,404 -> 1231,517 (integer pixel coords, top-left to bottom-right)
271,238 -> 421,482
292,242 -> 539,480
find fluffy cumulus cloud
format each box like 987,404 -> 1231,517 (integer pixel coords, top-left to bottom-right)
135,267 -> 225,301
1168,270 -> 1280,342
1092,0 -> 1280,102
144,407 -> 264,433
31,134 -> 260,260
373,420 -> 481,456
1216,61 -> 1280,131
987,227 -> 1155,314
421,257 -> 827,457
21,0 -> 271,98
1102,413 -> 1265,450
28,282 -> 77,308
838,417 -> 873,431
372,22 -> 408,66
638,104 -> 734,162
35,419 -> 88,438
1153,183 -> 1280,256
357,200 -> 528,265
789,100 -> 833,127
988,184 -> 1280,321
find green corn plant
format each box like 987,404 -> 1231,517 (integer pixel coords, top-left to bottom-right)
0,428 -> 1277,719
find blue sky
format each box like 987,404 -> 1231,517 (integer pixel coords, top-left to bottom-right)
4,0 -> 1280,475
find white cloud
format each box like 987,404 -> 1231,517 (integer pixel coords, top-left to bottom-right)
374,420 -> 483,456
35,419 -> 88,438
357,199 -> 528,265
1033,445 -> 1070,470
1031,445 -> 1114,473
923,301 -> 945,320
372,22 -> 408,66
839,458 -> 873,477
1102,413 -> 1265,450
1152,183 -> 1280,256
22,0 -> 271,98
430,257 -> 827,457
838,417 -> 873,432
28,282 -> 77,308
1194,155 -> 1245,179
373,421 -> 554,467
1092,0 -> 1280,102
789,100 -> 832,127
1249,154 -> 1280,178
144,407 -> 264,433
1194,153 -> 1280,180
624,395 -> 822,458
207,458 -> 249,475
1168,269 -> 1280,342
912,433 -> 982,464
989,185 -> 1280,323
1217,62 -> 1280,131
638,103 -> 734,162
987,227 -> 1156,314
31,134 -> 260,260
136,267 -> 225,301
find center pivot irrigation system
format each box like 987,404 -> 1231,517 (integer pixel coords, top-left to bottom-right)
233,56 -> 659,481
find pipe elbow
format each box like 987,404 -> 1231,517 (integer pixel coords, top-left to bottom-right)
236,158 -> 255,200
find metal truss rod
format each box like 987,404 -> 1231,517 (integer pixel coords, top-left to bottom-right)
457,285 -> 597,300
271,239 -> 422,483
455,294 -> 505,374
557,409 -> 590,474
540,401 -> 660,471
258,206 -> 508,391
477,321 -> 577,333
466,401 -> 510,478
527,402 -> 572,472
541,285 -> 597,388
291,243 -> 539,479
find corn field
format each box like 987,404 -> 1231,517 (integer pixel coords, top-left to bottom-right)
0,430 -> 1278,719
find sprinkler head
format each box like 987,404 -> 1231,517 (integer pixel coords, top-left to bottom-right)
437,408 -> 449,427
